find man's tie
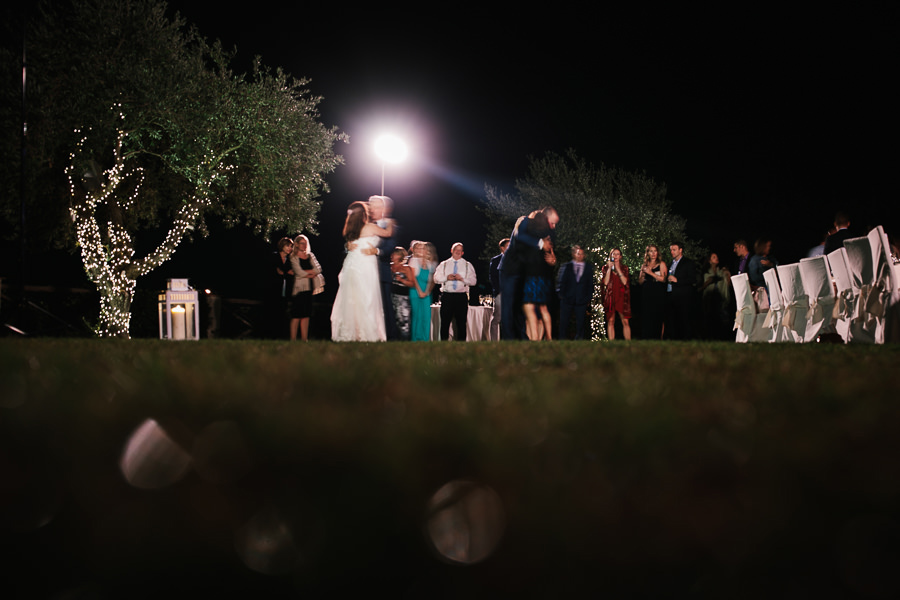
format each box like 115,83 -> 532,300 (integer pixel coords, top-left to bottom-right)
452,261 -> 458,291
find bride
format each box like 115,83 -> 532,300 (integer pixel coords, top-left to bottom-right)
331,201 -> 395,342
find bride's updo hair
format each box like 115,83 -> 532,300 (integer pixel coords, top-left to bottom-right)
343,201 -> 368,242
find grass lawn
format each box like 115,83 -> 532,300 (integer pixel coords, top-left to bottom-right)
2,339 -> 899,597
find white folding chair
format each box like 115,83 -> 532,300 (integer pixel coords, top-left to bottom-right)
762,268 -> 789,342
843,235 -> 877,343
799,255 -> 836,342
827,247 -> 853,343
776,264 -> 808,343
866,226 -> 899,343
731,273 -> 768,342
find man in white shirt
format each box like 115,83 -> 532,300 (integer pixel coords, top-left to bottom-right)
433,243 -> 477,340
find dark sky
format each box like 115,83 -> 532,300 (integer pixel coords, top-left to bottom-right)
147,4 -> 900,293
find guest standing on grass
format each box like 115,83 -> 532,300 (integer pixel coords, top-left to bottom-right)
408,241 -> 436,341
390,247 -> 414,341
638,244 -> 668,340
601,248 -> 632,340
289,234 -> 323,341
489,238 -> 509,340
665,241 -> 698,340
558,244 -> 593,340
434,242 -> 477,341
521,213 -> 557,341
700,252 -> 732,340
268,237 -> 294,338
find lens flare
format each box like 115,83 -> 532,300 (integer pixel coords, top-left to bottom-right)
426,480 -> 505,565
120,419 -> 191,489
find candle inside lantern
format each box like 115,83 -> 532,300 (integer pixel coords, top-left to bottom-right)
171,305 -> 186,340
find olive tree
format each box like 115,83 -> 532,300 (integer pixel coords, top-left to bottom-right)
2,0 -> 345,337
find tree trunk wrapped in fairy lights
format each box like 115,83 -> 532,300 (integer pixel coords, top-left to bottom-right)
10,1 -> 346,337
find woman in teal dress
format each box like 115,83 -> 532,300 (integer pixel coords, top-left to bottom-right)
409,241 -> 436,341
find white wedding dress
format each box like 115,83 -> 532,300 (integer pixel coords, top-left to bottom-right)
331,235 -> 386,342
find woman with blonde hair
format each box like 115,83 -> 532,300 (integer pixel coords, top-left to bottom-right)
408,241 -> 436,341
289,234 -> 323,341
601,248 -> 632,340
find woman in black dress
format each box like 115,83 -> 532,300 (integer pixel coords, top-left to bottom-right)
638,244 -> 668,340
288,234 -> 322,341
269,237 -> 294,338
521,212 -> 557,340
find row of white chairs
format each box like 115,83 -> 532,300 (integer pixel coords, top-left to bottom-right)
733,225 -> 899,343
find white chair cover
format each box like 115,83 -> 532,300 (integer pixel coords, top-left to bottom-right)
799,255 -> 836,342
827,247 -> 853,343
843,235 -> 877,343
878,226 -> 900,342
776,264 -> 808,343
761,268 -> 789,342
867,226 -> 899,342
731,273 -> 768,342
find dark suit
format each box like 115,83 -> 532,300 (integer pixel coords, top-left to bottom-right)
558,260 -> 594,339
824,227 -> 853,255
665,255 -> 697,340
375,221 -> 398,340
499,216 -> 548,340
489,253 -> 503,340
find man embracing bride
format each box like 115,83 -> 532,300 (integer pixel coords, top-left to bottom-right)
330,199 -> 395,342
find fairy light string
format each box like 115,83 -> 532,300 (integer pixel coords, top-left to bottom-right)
67,108 -> 235,338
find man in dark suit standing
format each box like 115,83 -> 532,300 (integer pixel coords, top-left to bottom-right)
665,241 -> 698,340
557,245 -> 594,340
368,195 -> 399,340
489,238 -> 509,340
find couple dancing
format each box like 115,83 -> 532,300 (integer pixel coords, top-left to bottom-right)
330,196 -> 396,342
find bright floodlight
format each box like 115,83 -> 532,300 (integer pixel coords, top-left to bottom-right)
374,135 -> 408,164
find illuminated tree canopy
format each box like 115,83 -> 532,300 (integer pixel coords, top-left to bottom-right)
1,0 -> 346,337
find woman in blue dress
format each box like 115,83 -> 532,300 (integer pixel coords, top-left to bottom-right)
408,241 -> 436,341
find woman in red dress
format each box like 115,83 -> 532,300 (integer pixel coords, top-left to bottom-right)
601,248 -> 632,340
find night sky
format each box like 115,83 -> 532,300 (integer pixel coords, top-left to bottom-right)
36,3 -> 900,299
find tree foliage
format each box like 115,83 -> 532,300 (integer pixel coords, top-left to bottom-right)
481,150 -> 701,340
1,0 -> 346,336
482,150 -> 699,266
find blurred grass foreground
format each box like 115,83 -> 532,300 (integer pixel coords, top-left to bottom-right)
2,339 -> 899,598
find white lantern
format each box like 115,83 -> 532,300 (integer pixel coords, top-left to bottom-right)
158,279 -> 199,340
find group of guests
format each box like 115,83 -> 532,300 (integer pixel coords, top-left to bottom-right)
276,197 -> 815,342
488,204 -> 732,341
272,234 -> 324,341
389,241 -> 438,341
329,195 -> 481,342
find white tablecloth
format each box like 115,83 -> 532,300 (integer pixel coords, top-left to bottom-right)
430,305 -> 492,341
